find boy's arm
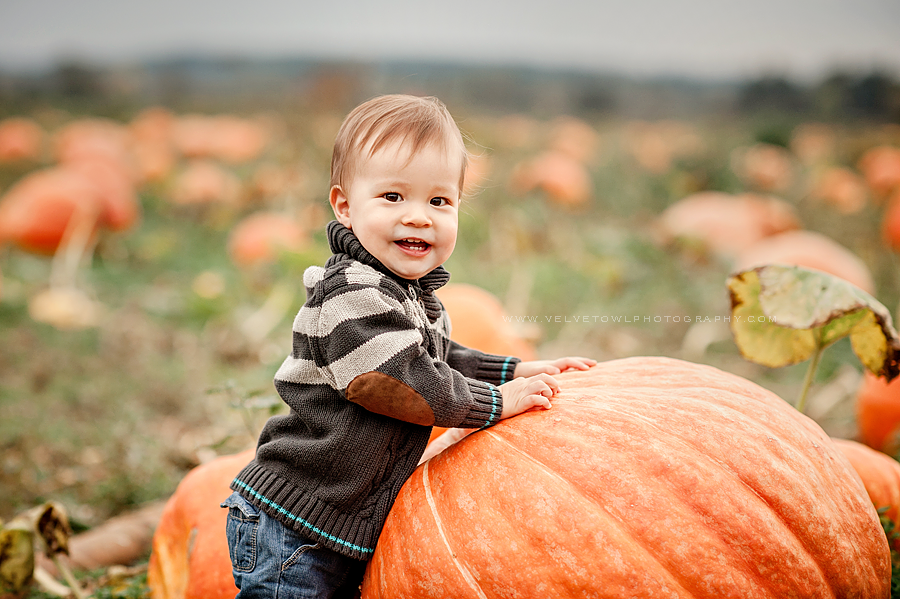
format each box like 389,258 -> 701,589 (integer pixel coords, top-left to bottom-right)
444,340 -> 520,387
277,276 -> 503,430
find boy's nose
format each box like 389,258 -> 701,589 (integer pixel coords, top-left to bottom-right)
401,203 -> 432,226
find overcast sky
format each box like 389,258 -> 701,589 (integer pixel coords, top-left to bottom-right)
1,0 -> 899,81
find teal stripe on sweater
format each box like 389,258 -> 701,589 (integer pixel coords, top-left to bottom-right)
232,480 -> 375,554
500,357 -> 514,384
480,383 -> 501,430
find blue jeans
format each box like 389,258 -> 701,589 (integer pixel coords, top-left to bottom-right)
221,491 -> 366,599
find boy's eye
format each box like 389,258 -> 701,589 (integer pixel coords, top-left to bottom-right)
383,192 -> 401,202
430,197 -> 449,207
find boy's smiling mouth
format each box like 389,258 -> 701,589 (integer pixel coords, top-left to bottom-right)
395,238 -> 431,254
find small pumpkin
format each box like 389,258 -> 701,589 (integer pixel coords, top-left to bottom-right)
656,191 -> 800,258
436,283 -> 537,361
363,357 -> 889,597
790,123 -> 836,167
172,115 -> 269,164
732,143 -> 795,192
547,116 -> 599,164
508,150 -> 592,207
0,167 -> 104,255
226,211 -> 307,267
832,437 -> 900,548
857,372 -> 900,455
880,190 -> 900,252
147,449 -> 253,599
53,118 -> 136,181
809,166 -> 868,214
0,117 -> 44,162
858,145 -> 900,199
169,160 -> 241,206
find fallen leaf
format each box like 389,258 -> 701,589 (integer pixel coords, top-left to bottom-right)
0,518 -> 35,595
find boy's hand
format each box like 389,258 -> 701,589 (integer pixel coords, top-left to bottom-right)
498,373 -> 558,419
514,357 -> 596,378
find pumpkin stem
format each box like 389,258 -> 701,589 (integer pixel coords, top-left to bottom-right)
796,332 -> 825,414
49,205 -> 99,290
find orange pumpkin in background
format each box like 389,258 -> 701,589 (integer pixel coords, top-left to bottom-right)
733,229 -> 876,294
147,449 -> 253,599
732,143 -> 795,192
509,150 -> 592,207
790,123 -> 837,167
436,283 -> 537,361
65,159 -> 141,232
172,114 -> 269,164
547,116 -> 599,164
832,438 -> 900,548
363,357 -> 888,598
129,107 -> 177,183
461,153 -> 492,197
656,191 -> 800,258
226,211 -> 307,267
622,120 -> 702,175
858,145 -> 900,199
53,118 -> 136,180
880,189 -> 900,252
857,372 -> 900,455
809,166 -> 868,214
0,167 -> 112,255
0,116 -> 44,162
169,160 -> 241,206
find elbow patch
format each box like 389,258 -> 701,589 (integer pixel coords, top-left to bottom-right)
346,371 -> 435,426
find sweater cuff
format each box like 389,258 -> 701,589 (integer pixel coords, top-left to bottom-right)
458,380 -> 502,429
475,354 -> 520,386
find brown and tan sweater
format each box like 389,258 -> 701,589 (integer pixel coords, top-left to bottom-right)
230,221 -> 519,560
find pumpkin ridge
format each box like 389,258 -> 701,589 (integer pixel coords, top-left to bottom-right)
422,461 -> 488,599
481,429 -> 699,596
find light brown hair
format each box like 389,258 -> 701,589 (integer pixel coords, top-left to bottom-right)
330,94 -> 468,193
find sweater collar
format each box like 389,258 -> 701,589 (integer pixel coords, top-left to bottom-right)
326,221 -> 450,319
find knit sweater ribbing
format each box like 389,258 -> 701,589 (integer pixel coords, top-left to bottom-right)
230,221 -> 520,560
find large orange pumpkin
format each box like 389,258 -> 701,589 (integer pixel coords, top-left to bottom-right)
363,357 -> 889,598
832,437 -> 900,548
857,372 -> 900,455
147,449 -> 253,599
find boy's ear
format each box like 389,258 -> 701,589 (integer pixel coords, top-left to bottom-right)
329,185 -> 352,229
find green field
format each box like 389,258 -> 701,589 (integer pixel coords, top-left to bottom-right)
1,88 -> 899,596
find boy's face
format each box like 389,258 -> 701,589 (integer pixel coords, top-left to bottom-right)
330,138 -> 462,281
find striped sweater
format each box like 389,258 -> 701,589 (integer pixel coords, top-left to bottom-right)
231,221 -> 520,560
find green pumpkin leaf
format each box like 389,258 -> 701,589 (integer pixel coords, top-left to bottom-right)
727,265 -> 900,381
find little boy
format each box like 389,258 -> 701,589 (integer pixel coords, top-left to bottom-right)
222,94 -> 595,598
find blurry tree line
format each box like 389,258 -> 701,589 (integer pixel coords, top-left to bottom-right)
0,57 -> 897,123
